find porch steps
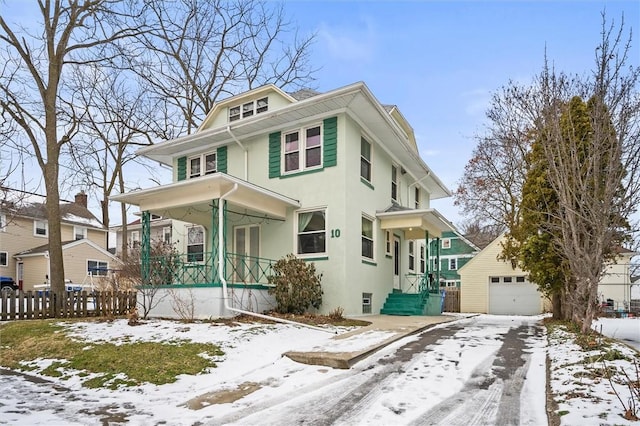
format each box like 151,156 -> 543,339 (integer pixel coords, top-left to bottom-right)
380,292 -> 427,316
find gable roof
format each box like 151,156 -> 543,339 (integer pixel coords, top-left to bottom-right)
14,239 -> 121,263
1,188 -> 105,230
137,82 -> 451,199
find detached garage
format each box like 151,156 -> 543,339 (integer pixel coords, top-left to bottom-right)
459,234 -> 547,315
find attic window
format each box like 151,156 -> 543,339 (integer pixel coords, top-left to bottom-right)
228,97 -> 268,122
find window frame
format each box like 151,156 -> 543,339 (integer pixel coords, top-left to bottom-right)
414,187 -> 420,209
384,230 -> 392,256
163,226 -> 172,245
361,214 -> 374,260
33,219 -> 48,237
282,123 -> 323,174
295,208 -> 327,256
228,97 -> 269,122
131,230 -> 140,249
74,226 -> 87,240
420,243 -> 426,273
360,137 -> 372,183
441,238 -> 451,249
87,259 -> 108,276
188,151 -> 217,179
187,225 -> 205,262
391,165 -> 398,202
449,258 -> 457,270
408,240 -> 415,271
0,251 -> 7,267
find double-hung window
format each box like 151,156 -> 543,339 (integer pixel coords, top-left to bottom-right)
74,226 -> 87,240
391,165 -> 398,202
361,137 -> 372,182
189,152 -> 217,178
88,260 -> 108,276
297,209 -> 326,255
163,226 -> 172,244
131,231 -> 140,248
34,220 -> 48,237
283,125 -> 322,173
0,251 -> 7,267
408,241 -> 415,271
420,244 -> 426,273
441,238 -> 451,249
449,258 -> 458,270
187,226 -> 204,262
361,215 -> 374,260
415,187 -> 420,209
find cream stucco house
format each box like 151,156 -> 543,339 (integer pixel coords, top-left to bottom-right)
112,82 -> 455,318
459,234 -> 635,316
0,188 -> 118,292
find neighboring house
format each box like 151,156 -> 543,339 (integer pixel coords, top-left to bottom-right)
112,82 -> 455,318
0,188 -> 118,291
111,215 -> 175,257
429,230 -> 479,288
460,234 -> 635,316
598,248 -> 635,312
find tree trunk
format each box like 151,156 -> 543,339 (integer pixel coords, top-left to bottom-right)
552,292 -> 563,319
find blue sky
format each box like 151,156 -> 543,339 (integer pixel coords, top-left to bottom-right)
284,0 -> 640,227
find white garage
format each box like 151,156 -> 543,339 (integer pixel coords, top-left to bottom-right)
459,234 -> 546,315
488,277 -> 543,315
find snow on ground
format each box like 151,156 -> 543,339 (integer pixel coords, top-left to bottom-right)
0,315 -> 638,425
593,317 -> 640,351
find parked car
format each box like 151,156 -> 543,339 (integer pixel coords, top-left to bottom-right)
0,276 -> 19,292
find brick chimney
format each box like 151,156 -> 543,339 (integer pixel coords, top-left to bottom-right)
75,192 -> 88,208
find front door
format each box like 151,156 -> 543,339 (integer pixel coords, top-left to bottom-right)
393,236 -> 401,290
233,225 -> 260,283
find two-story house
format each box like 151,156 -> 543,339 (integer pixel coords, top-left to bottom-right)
0,188 -> 119,291
430,230 -> 480,288
111,215 -> 174,256
111,82 -> 455,318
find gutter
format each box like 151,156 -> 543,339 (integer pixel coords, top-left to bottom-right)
217,184 -> 333,333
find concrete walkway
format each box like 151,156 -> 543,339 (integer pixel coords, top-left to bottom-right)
284,314 -> 456,369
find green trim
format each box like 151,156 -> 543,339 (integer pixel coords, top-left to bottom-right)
360,177 -> 374,190
362,259 -> 377,266
177,156 -> 187,181
279,167 -> 324,179
301,256 -> 329,261
323,116 -> 337,167
217,146 -> 228,173
268,131 -> 281,178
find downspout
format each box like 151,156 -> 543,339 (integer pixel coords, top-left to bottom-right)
217,184 -> 333,333
226,126 -> 248,180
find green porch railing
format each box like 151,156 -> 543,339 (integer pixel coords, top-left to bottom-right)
145,251 -> 275,286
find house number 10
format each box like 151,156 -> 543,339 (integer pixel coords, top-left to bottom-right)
330,229 -> 341,238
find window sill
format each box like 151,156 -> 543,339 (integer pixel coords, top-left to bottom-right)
300,256 -> 329,261
360,178 -> 374,190
280,167 -> 324,179
362,259 -> 377,266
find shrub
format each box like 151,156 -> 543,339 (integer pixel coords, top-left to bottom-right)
268,254 -> 323,314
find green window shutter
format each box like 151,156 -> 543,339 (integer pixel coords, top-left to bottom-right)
217,146 -> 228,173
177,156 -> 187,181
268,131 -> 281,178
323,116 -> 337,167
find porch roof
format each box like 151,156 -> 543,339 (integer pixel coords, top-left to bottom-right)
376,208 -> 455,239
110,173 -> 300,224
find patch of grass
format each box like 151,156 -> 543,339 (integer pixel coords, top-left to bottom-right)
0,319 -> 224,388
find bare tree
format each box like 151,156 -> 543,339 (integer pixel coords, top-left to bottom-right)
535,15 -> 640,332
455,82 -> 539,232
0,0 -> 144,302
133,0 -> 316,137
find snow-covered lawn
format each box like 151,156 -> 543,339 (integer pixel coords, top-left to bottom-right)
0,315 -> 638,425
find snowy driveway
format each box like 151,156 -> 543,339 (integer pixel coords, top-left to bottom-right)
212,315 -> 547,425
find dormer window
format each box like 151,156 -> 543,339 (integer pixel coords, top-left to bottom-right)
228,97 -> 268,122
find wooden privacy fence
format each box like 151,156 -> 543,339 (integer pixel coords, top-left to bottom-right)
0,290 -> 137,321
443,288 -> 460,313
